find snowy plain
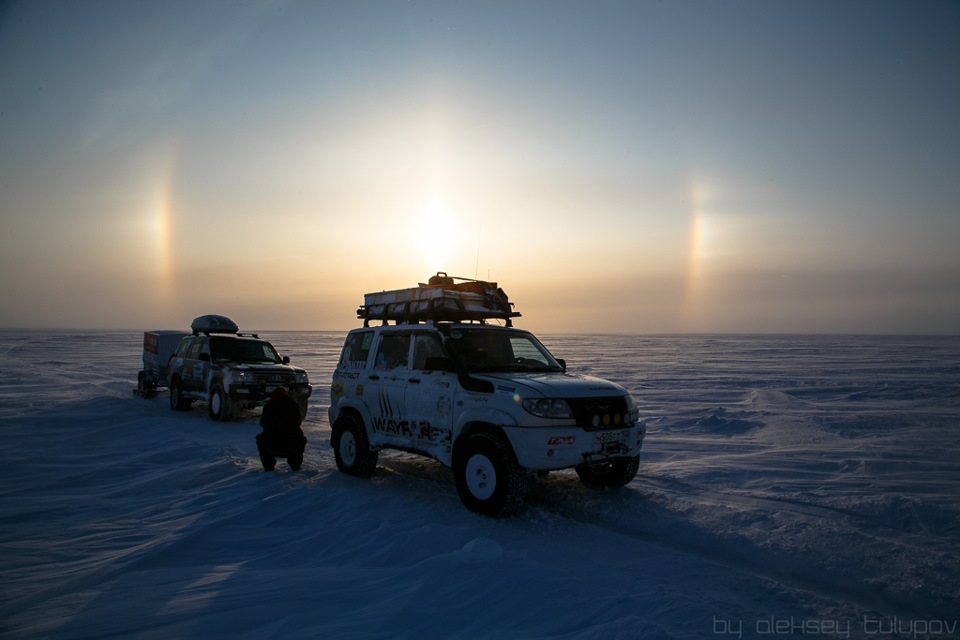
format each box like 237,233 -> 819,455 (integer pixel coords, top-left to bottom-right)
1,330 -> 958,640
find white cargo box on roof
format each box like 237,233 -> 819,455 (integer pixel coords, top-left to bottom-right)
358,272 -> 520,326
190,314 -> 239,335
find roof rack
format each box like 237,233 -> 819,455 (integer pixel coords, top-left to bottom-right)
358,272 -> 521,327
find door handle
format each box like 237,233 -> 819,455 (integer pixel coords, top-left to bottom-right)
368,374 -> 380,381
408,378 -> 421,384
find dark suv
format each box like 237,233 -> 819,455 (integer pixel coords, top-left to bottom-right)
167,315 -> 312,421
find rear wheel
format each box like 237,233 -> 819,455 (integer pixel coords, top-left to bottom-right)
575,455 -> 639,488
454,432 -> 527,517
169,377 -> 191,411
209,384 -> 233,421
332,415 -> 378,476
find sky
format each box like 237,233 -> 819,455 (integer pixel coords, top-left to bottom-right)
1,0 -> 958,334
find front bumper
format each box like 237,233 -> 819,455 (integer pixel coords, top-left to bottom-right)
504,421 -> 647,471
227,383 -> 313,404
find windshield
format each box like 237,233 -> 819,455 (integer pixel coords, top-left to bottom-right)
210,337 -> 282,364
444,328 -> 562,373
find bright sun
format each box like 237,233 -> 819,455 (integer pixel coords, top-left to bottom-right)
413,201 -> 458,272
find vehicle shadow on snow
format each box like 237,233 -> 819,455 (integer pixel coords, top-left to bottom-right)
368,451 -> 658,523
360,457 -> 949,621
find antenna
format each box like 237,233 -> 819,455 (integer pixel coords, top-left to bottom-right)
475,221 -> 482,279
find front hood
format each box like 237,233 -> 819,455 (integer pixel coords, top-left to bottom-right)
476,372 -> 626,398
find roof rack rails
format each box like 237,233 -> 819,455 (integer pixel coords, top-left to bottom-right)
358,272 -> 521,327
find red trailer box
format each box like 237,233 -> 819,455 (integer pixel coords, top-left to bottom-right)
137,330 -> 189,396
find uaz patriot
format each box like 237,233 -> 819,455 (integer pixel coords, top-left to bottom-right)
329,274 -> 646,516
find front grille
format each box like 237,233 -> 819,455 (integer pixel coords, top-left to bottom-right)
250,371 -> 297,385
568,396 -> 630,431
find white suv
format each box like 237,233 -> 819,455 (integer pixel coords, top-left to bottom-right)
328,275 -> 646,517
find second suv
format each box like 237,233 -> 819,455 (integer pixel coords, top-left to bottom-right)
168,315 -> 312,421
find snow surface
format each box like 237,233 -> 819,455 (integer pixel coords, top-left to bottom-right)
1,331 -> 958,639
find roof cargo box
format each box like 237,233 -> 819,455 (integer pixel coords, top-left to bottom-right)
358,272 -> 520,326
190,314 -> 239,335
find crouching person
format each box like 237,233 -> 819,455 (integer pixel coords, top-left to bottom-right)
257,387 -> 307,471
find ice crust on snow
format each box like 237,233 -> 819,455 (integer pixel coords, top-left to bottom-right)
1,331 -> 958,639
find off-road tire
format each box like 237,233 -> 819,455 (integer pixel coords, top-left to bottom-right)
575,455 -> 640,488
332,414 -> 378,477
453,432 -> 528,517
169,377 -> 191,411
209,384 -> 233,422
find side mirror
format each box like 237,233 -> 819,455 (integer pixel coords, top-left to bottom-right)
424,356 -> 456,372
282,355 -> 290,364
557,358 -> 566,372
199,353 -> 211,362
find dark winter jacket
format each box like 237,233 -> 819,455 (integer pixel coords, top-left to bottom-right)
259,393 -> 305,451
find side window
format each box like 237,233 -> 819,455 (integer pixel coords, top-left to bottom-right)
176,339 -> 192,358
374,333 -> 411,370
510,337 -> 547,365
412,333 -> 445,370
187,340 -> 203,360
340,331 -> 374,368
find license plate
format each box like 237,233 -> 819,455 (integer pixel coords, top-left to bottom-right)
595,429 -> 629,445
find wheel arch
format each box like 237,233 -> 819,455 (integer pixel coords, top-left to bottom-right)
452,407 -> 518,460
329,404 -> 371,446
453,421 -> 514,466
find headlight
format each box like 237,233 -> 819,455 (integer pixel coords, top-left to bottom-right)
234,371 -> 254,384
625,393 -> 639,424
296,370 -> 309,384
522,398 -> 573,419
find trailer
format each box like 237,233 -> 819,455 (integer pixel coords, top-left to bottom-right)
136,330 -> 190,397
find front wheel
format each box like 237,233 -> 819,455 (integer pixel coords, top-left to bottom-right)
209,384 -> 233,422
453,432 -> 528,517
169,377 -> 191,411
332,415 -> 378,476
575,455 -> 640,488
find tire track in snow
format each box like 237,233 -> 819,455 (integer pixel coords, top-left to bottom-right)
525,470 -> 957,620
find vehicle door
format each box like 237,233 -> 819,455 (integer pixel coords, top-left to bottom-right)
193,337 -> 215,392
405,331 -> 456,456
182,338 -> 206,392
367,331 -> 413,447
